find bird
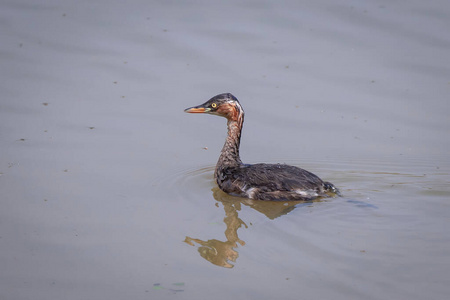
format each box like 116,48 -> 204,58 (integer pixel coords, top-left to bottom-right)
184,93 -> 339,201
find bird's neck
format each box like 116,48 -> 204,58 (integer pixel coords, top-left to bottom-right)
217,117 -> 243,168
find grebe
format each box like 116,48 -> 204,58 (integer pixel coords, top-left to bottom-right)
185,93 -> 339,201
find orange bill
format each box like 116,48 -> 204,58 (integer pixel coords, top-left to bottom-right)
184,106 -> 210,113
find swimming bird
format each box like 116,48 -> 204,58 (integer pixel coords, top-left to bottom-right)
185,93 -> 339,201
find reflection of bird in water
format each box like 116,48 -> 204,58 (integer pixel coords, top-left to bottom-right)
185,93 -> 339,201
184,199 -> 246,268
184,237 -> 238,269
212,187 -> 306,220
184,187 -> 322,268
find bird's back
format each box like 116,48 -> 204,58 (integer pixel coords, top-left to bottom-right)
216,163 -> 338,201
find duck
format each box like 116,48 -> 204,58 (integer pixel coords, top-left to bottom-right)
185,93 -> 339,201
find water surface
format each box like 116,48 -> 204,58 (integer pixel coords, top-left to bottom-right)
1,1 -> 449,300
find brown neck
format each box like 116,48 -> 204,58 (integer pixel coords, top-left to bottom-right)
217,114 -> 244,169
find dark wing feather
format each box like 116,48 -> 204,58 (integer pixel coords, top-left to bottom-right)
241,164 -> 323,190
217,163 -> 331,201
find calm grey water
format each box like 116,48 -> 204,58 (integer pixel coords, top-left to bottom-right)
1,1 -> 449,299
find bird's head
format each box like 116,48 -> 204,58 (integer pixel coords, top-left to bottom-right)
184,93 -> 244,122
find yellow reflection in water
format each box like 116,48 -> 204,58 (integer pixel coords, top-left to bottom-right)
184,187 -> 315,268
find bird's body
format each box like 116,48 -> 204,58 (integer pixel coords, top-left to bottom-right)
185,93 -> 339,201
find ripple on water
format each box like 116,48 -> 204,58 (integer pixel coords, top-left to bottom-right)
155,154 -> 448,213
